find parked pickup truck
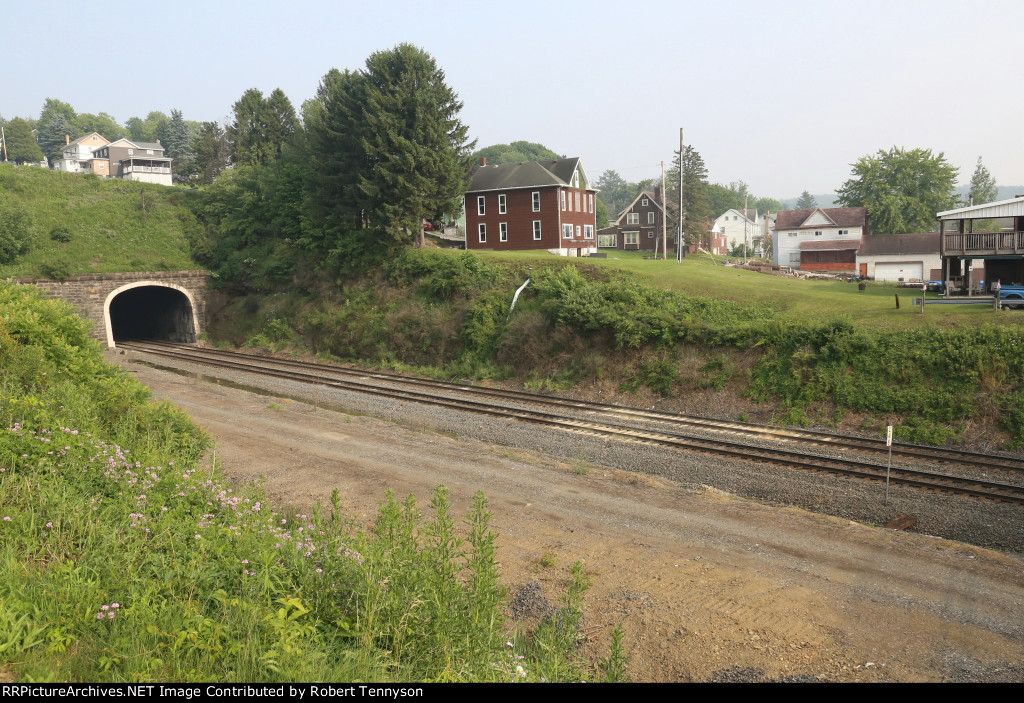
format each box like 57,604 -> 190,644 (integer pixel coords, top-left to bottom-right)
998,285 -> 1024,308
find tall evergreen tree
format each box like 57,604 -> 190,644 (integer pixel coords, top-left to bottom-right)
795,190 -> 818,209
306,68 -> 370,238
357,44 -> 475,246
968,156 -> 998,206
3,117 -> 44,164
227,89 -> 296,167
669,145 -> 713,248
308,45 -> 474,250
263,89 -> 298,161
227,89 -> 267,165
37,115 -> 71,163
186,121 -> 230,185
594,170 -> 630,216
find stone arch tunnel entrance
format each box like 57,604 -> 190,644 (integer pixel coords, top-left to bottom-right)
106,283 -> 199,345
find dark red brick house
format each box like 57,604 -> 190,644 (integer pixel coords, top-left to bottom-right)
464,157 -> 598,256
596,188 -> 678,253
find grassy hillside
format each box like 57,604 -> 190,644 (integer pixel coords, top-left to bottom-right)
0,163 -> 201,278
0,280 -> 610,682
210,248 -> 1024,449
478,250 -> 1016,329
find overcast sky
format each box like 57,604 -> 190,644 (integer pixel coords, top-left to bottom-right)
4,0 -> 1022,198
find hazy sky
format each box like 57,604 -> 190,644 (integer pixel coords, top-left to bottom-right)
5,0 -> 1022,198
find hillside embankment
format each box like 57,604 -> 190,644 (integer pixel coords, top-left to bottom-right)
205,248 -> 1024,452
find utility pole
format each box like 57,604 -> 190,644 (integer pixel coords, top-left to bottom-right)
661,161 -> 667,260
743,193 -> 749,264
677,128 -> 684,263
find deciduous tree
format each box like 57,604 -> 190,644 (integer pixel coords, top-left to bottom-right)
3,117 -> 44,164
836,147 -> 960,233
126,111 -> 169,143
74,112 -> 126,140
472,141 -> 560,165
0,200 -> 34,264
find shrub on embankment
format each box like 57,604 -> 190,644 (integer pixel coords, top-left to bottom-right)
0,281 -> 603,682
215,248 -> 1024,448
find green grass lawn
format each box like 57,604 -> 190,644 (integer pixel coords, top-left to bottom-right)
476,249 -> 1018,329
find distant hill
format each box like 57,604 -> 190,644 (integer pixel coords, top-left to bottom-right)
779,185 -> 1024,211
0,164 -> 201,278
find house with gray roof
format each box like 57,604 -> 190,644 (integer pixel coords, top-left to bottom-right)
464,157 -> 598,256
92,138 -> 173,186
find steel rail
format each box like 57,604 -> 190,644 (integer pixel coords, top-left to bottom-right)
120,342 -> 1024,505
124,341 -> 1024,475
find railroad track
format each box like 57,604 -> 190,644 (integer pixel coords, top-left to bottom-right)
120,341 -> 1024,506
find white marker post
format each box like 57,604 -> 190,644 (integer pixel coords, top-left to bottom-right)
885,425 -> 893,505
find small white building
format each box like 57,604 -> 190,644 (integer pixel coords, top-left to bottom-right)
857,232 -> 942,282
711,208 -> 764,253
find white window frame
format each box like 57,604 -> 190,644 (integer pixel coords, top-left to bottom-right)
499,222 -> 508,242
477,196 -> 485,216
478,223 -> 486,243
532,191 -> 541,212
498,194 -> 507,214
576,225 -> 581,238
627,213 -> 639,225
532,220 -> 542,240
789,252 -> 802,264
648,211 -> 655,224
584,224 -> 594,239
641,198 -> 648,206
588,194 -> 593,213
560,190 -> 566,211
624,231 -> 639,246
562,223 -> 573,239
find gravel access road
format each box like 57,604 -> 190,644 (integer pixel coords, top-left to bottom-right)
115,349 -> 1024,683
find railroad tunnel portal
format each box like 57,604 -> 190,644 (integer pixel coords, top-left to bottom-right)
106,282 -> 199,345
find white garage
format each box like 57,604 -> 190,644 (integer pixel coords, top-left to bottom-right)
857,233 -> 942,282
873,261 -> 924,283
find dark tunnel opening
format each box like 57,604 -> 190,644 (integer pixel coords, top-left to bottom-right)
109,286 -> 196,343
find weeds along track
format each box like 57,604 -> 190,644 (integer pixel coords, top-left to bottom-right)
120,341 -> 1024,506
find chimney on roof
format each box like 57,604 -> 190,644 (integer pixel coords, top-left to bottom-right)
65,134 -> 70,145
156,139 -> 161,145
480,157 -> 486,166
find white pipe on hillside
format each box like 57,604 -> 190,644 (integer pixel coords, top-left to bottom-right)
509,278 -> 531,314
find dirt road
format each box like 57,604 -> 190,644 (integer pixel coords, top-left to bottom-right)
120,356 -> 1024,682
